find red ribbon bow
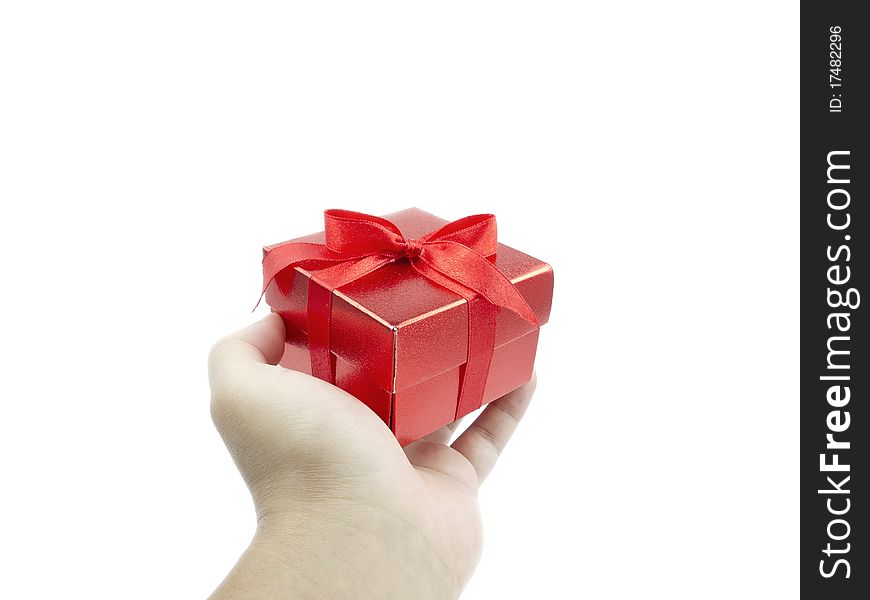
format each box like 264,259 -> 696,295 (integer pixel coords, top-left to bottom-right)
262,209 -> 539,419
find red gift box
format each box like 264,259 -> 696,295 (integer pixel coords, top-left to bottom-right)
262,208 -> 553,445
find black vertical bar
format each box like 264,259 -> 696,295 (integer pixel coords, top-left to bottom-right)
801,3 -> 868,597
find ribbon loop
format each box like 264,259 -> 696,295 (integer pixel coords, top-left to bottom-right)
323,209 -> 405,255
420,213 -> 498,257
261,209 -> 539,423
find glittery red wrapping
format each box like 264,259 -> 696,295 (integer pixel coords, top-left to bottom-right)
263,208 -> 553,445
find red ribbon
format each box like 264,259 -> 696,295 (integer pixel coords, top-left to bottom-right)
262,209 -> 539,419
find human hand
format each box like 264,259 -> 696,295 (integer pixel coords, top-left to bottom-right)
207,313 -> 535,600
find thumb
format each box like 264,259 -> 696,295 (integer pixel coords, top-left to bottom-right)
208,313 -> 286,395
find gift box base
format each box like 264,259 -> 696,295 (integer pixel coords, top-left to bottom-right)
278,317 -> 538,445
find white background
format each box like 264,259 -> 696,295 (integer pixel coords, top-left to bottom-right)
0,2 -> 798,598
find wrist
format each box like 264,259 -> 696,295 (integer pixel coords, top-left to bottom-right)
222,504 -> 463,600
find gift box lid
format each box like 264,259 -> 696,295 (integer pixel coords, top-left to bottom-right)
264,207 -> 553,394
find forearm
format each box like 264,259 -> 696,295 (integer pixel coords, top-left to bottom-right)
209,510 -> 463,600
209,526 -> 302,600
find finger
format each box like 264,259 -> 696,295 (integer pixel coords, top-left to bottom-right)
402,417 -> 465,475
404,440 -> 479,492
451,375 -> 536,484
421,417 -> 464,445
208,313 -> 286,393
